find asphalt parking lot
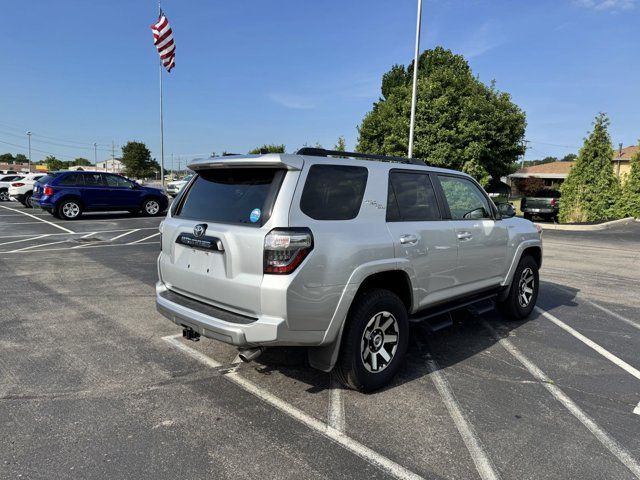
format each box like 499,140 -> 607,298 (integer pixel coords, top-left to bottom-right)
1,203 -> 639,480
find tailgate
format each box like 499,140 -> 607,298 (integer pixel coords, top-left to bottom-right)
158,163 -> 299,317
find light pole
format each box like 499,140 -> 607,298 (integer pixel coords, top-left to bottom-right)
408,0 -> 423,159
26,131 -> 32,172
93,142 -> 98,168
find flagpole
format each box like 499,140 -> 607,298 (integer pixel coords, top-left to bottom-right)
158,1 -> 165,187
408,0 -> 423,159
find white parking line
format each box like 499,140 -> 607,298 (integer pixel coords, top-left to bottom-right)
0,205 -> 74,233
426,357 -> 501,480
634,402 -> 640,416
535,306 -> 640,382
80,232 -> 96,238
9,240 -> 70,252
582,299 -> 640,332
482,320 -> 640,479
162,335 -> 425,480
328,375 -> 346,433
0,234 -> 50,247
127,232 -> 160,244
0,241 -> 160,254
109,229 -> 139,241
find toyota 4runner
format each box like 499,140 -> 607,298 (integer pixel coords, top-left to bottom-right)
156,148 -> 542,391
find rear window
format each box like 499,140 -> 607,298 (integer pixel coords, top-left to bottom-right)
174,168 -> 285,226
300,165 -> 368,220
532,190 -> 561,198
37,174 -> 56,184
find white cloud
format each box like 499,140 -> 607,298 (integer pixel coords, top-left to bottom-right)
456,20 -> 506,59
574,0 -> 636,11
268,93 -> 315,109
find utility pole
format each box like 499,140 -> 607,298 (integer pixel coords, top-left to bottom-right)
26,131 -> 32,172
521,140 -> 530,168
408,0 -> 423,159
178,157 -> 181,177
111,141 -> 116,173
94,142 -> 98,168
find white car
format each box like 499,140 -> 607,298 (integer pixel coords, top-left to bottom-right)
0,174 -> 25,202
165,174 -> 193,197
8,173 -> 46,208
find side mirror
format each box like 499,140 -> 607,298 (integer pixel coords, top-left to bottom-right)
497,202 -> 516,218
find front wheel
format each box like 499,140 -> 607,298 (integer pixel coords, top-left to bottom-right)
335,289 -> 409,392
57,199 -> 82,220
498,255 -> 539,320
141,198 -> 162,216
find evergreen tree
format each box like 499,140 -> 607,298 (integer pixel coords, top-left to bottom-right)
334,136 -> 346,152
617,145 -> 640,218
121,141 -> 157,178
248,144 -> 285,154
559,114 -> 620,222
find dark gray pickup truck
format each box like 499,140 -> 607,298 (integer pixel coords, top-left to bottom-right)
521,189 -> 560,222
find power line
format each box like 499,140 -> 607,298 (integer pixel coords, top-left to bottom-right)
526,139 -> 580,150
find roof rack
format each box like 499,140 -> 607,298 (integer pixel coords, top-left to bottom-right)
295,147 -> 428,166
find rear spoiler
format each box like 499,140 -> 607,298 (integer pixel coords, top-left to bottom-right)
188,154 -> 303,171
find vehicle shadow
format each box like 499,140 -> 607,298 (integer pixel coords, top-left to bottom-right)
247,280 -> 581,394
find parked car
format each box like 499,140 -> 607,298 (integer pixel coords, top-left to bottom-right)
32,171 -> 169,220
165,174 -> 193,197
521,189 -> 560,222
155,149 -> 543,392
0,174 -> 25,201
8,174 -> 46,208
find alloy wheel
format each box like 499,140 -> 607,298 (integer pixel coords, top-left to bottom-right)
62,202 -> 80,218
145,200 -> 160,215
360,311 -> 399,373
518,267 -> 535,307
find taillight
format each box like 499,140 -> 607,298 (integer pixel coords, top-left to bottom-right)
43,186 -> 54,196
264,228 -> 313,274
550,198 -> 557,207
12,182 -> 25,187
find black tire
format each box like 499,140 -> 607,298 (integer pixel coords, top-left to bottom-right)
24,192 -> 33,208
0,189 -> 8,202
335,289 -> 409,392
498,255 -> 539,320
523,212 -> 533,221
57,199 -> 82,220
141,198 -> 162,216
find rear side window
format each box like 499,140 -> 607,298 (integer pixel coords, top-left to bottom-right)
175,168 -> 285,226
83,173 -> 105,186
387,171 -> 440,222
300,165 -> 368,220
57,174 -> 83,186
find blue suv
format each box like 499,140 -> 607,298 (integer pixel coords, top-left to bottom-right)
32,171 -> 168,220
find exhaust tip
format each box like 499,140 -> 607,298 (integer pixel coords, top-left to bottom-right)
237,347 -> 264,363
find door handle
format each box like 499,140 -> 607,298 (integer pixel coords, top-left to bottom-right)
457,231 -> 473,241
400,234 -> 419,245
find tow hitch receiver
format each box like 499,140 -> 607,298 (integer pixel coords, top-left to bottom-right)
182,327 -> 201,342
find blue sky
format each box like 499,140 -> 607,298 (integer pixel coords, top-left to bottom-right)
0,0 -> 638,169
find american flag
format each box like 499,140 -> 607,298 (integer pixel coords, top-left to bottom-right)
151,10 -> 176,72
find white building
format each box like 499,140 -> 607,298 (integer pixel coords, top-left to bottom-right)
95,159 -> 124,173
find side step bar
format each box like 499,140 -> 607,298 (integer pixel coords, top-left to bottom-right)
409,292 -> 499,324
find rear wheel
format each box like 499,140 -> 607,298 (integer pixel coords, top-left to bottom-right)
335,289 -> 409,392
24,192 -> 33,208
141,198 -> 161,216
58,199 -> 82,220
0,189 -> 8,202
498,255 -> 539,320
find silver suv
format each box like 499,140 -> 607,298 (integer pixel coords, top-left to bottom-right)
156,148 -> 542,391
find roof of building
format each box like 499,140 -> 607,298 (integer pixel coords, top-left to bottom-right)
509,161 -> 574,179
613,145 -> 639,161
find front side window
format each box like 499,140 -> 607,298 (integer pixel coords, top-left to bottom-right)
175,168 -> 285,226
300,165 -> 368,220
438,175 -> 492,220
387,171 -> 440,222
105,174 -> 134,188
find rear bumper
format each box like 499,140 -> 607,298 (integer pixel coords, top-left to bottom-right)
156,282 -> 287,347
522,208 -> 556,214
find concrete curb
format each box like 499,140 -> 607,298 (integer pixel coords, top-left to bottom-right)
536,217 -> 637,231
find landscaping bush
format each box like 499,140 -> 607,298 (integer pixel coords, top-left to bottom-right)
616,145 -> 640,218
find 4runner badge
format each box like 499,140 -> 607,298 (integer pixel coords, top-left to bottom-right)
193,224 -> 207,238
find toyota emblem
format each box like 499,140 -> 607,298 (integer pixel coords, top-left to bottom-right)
193,224 -> 207,238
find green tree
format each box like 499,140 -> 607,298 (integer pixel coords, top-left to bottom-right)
121,141 -> 157,178
248,144 -> 285,154
561,153 -> 577,162
0,153 -> 15,164
357,47 -> 526,181
334,136 -> 346,152
44,155 -> 66,171
559,113 -> 620,223
73,157 -> 92,166
616,145 -> 640,218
